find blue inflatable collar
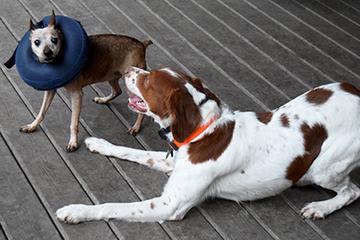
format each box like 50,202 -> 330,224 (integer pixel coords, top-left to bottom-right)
5,15 -> 90,91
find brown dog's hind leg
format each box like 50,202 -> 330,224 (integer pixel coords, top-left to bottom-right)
128,113 -> 144,135
93,78 -> 122,104
20,90 -> 56,133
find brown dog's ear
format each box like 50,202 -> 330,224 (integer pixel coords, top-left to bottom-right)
48,10 -> 56,28
169,88 -> 202,143
29,18 -> 37,31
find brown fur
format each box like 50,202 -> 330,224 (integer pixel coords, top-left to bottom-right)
188,121 -> 235,164
286,123 -> 328,183
21,11 -> 152,152
306,88 -> 333,105
256,112 -> 273,124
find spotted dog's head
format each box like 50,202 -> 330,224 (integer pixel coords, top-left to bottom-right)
29,10 -> 63,63
125,67 -> 220,142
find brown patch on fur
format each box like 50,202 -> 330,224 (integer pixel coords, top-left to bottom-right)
306,88 -> 333,105
281,114 -> 290,127
138,69 -> 202,142
286,123 -> 328,183
256,112 -> 273,124
340,83 -> 360,98
146,158 -> 154,167
188,121 -> 235,164
150,203 -> 156,209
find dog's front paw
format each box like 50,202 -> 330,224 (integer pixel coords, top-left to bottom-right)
301,202 -> 329,219
56,204 -> 93,224
66,143 -> 78,152
85,137 -> 113,155
19,124 -> 37,133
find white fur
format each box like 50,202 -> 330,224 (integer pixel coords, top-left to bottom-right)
30,25 -> 61,63
56,69 -> 360,223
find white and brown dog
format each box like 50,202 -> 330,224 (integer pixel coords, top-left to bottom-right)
56,67 -> 360,223
22,11 -> 152,151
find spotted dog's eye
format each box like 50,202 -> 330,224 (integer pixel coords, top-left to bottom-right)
34,40 -> 40,46
51,38 -> 58,44
145,76 -> 149,84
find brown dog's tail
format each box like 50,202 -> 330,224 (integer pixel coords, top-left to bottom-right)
142,40 -> 153,49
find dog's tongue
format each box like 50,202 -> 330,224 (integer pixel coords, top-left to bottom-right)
128,96 -> 147,112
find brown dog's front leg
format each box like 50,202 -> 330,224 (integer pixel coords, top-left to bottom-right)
128,113 -> 144,135
20,90 -> 56,133
67,89 -> 84,152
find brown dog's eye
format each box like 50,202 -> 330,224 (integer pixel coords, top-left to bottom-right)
51,38 -> 58,44
34,40 -> 40,46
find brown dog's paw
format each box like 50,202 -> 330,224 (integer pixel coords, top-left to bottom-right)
93,96 -> 110,104
127,127 -> 140,136
66,144 -> 78,152
19,125 -> 36,133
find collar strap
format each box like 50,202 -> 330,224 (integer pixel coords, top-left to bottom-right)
198,97 -> 209,107
169,115 -> 217,151
158,126 -> 171,140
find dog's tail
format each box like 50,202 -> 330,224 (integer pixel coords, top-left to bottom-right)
142,40 -> 153,49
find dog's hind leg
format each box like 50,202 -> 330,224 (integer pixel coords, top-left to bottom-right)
128,113 -> 144,135
93,78 -> 122,104
301,176 -> 360,219
66,89 -> 84,152
20,90 -> 56,133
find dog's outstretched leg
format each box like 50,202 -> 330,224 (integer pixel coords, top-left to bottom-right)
85,137 -> 174,173
20,90 -> 56,133
66,89 -> 84,152
301,176 -> 360,219
56,161 -> 211,223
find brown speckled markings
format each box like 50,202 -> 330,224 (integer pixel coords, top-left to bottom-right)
306,88 -> 333,105
146,158 -> 154,167
280,114 -> 290,127
340,83 -> 360,98
256,112 -> 273,124
188,121 -> 236,164
286,123 -> 328,183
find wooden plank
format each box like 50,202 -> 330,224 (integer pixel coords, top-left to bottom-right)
0,129 -> 62,240
222,0 -> 360,86
269,0 -> 360,76
191,0 -> 330,89
295,0 -> 360,40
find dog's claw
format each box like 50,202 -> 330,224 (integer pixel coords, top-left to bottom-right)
66,145 -> 78,152
127,127 -> 139,136
19,126 -> 36,133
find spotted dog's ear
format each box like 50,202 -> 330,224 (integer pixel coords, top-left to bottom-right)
169,88 -> 201,143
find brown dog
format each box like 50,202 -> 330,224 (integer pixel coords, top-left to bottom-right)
21,11 -> 152,152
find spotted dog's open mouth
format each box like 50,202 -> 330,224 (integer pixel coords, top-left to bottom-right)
128,95 -> 147,112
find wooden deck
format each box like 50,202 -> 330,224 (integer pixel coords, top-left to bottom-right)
1,0 -> 360,239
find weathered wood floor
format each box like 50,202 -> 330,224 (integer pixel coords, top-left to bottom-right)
1,0 -> 360,239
